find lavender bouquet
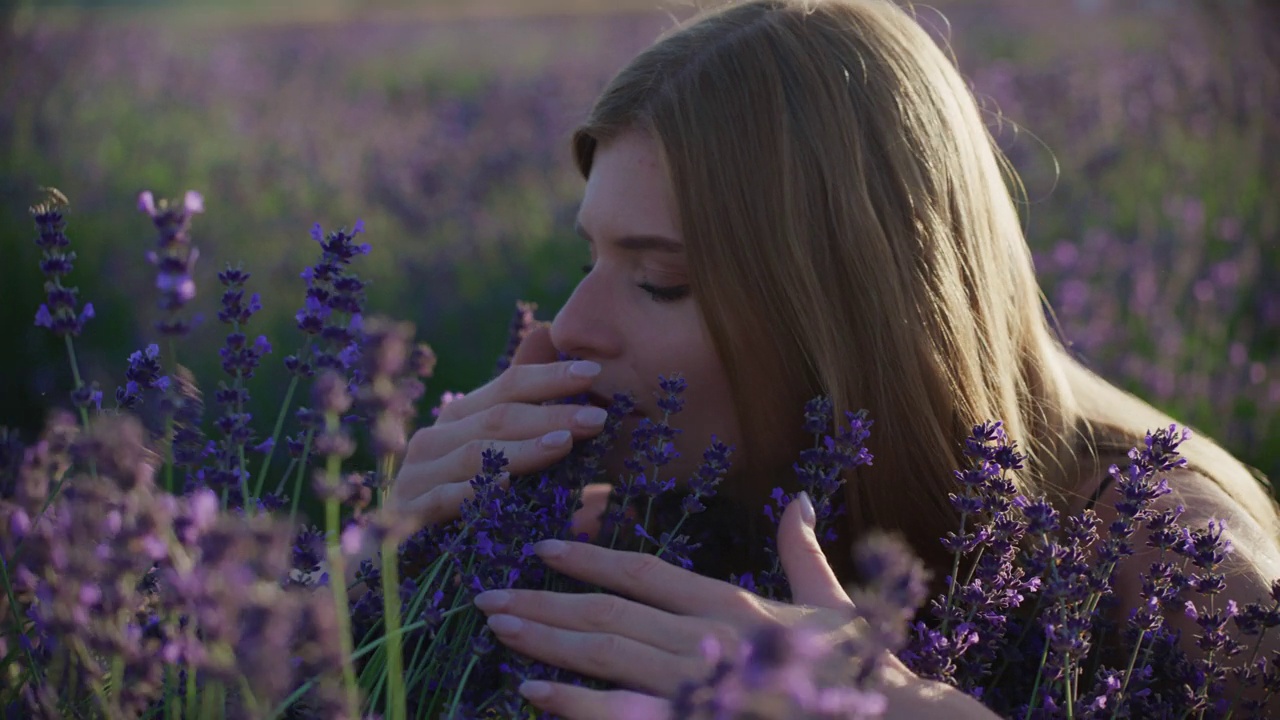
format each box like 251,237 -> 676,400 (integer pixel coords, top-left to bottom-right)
4,188 -> 1280,720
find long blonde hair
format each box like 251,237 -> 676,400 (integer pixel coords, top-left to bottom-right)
571,0 -> 1280,582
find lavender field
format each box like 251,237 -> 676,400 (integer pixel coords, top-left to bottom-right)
2,0 -> 1278,482
5,2 -> 1280,717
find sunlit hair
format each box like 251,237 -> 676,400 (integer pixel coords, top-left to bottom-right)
571,0 -> 1280,583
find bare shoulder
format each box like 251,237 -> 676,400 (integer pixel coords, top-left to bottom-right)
1093,467 -> 1280,585
1093,467 -> 1280,708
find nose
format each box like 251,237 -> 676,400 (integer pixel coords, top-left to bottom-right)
550,272 -> 623,361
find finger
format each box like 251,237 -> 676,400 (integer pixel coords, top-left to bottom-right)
394,432 -> 577,520
570,483 -> 612,540
511,322 -> 557,366
530,540 -> 760,621
410,401 -> 609,463
435,359 -> 601,422
395,470 -> 510,526
517,680 -> 669,720
778,491 -> 852,609
472,588 -> 715,656
485,614 -> 699,697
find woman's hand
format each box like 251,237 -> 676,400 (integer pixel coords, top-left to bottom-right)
472,493 -> 860,718
475,494 -> 1001,720
390,325 -> 610,527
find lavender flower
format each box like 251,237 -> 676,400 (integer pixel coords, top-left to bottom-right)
295,221 -> 370,374
115,343 -> 167,410
675,533 -> 926,720
138,189 -> 203,337
215,264 -> 270,379
30,188 -> 95,339
14,185 -> 1280,720
354,316 -> 429,465
493,300 -> 539,377
747,398 -> 874,601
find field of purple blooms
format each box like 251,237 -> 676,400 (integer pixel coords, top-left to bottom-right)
2,1 -> 1278,484
3,1 -> 1280,717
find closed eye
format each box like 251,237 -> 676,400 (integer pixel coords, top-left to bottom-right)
638,282 -> 690,302
580,264 -> 690,303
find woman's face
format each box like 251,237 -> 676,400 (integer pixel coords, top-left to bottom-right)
550,129 -> 742,482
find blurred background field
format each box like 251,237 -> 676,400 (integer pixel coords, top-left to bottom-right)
2,0 -> 1278,493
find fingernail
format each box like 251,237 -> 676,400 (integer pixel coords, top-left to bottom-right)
539,430 -> 571,448
574,406 -> 608,427
533,539 -> 568,558
473,590 -> 510,612
487,614 -> 523,635
519,680 -> 551,701
568,360 -> 601,378
797,491 -> 816,529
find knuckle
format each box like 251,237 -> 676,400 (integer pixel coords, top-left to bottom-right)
406,426 -> 437,460
480,403 -> 512,434
620,552 -> 662,586
435,400 -> 460,423
705,623 -> 741,654
462,438 -> 490,464
726,589 -> 771,623
582,594 -> 623,631
493,366 -> 517,395
585,632 -> 625,668
421,490 -> 446,523
421,483 -> 466,525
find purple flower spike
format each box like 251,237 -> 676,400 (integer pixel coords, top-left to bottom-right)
297,221 -> 371,375
139,189 -> 203,337
29,189 -> 94,338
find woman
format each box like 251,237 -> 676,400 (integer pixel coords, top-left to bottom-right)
391,0 -> 1280,716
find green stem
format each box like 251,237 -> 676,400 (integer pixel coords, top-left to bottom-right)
165,665 -> 178,720
637,412 -> 671,554
237,674 -> 262,718
940,508 -> 969,636
253,374 -> 301,500
445,654 -> 481,719
377,453 -> 396,511
63,335 -> 91,428
607,486 -> 631,550
110,652 -> 124,702
1063,649 -> 1075,720
200,681 -> 222,719
70,638 -> 114,717
1023,640 -> 1052,720
1223,618 -> 1276,720
271,618 -> 439,720
380,562 -> 456,695
321,411 -> 360,717
276,457 -> 299,495
289,429 -> 316,523
185,637 -> 198,720
231,322 -> 253,515
0,554 -> 41,687
1109,629 -> 1149,720
654,512 -> 691,561
163,337 -> 177,494
381,534 -> 406,720
327,496 -> 360,716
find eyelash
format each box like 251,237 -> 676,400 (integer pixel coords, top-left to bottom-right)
580,264 -> 691,303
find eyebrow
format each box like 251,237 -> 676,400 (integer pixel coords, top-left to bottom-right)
574,219 -> 685,254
